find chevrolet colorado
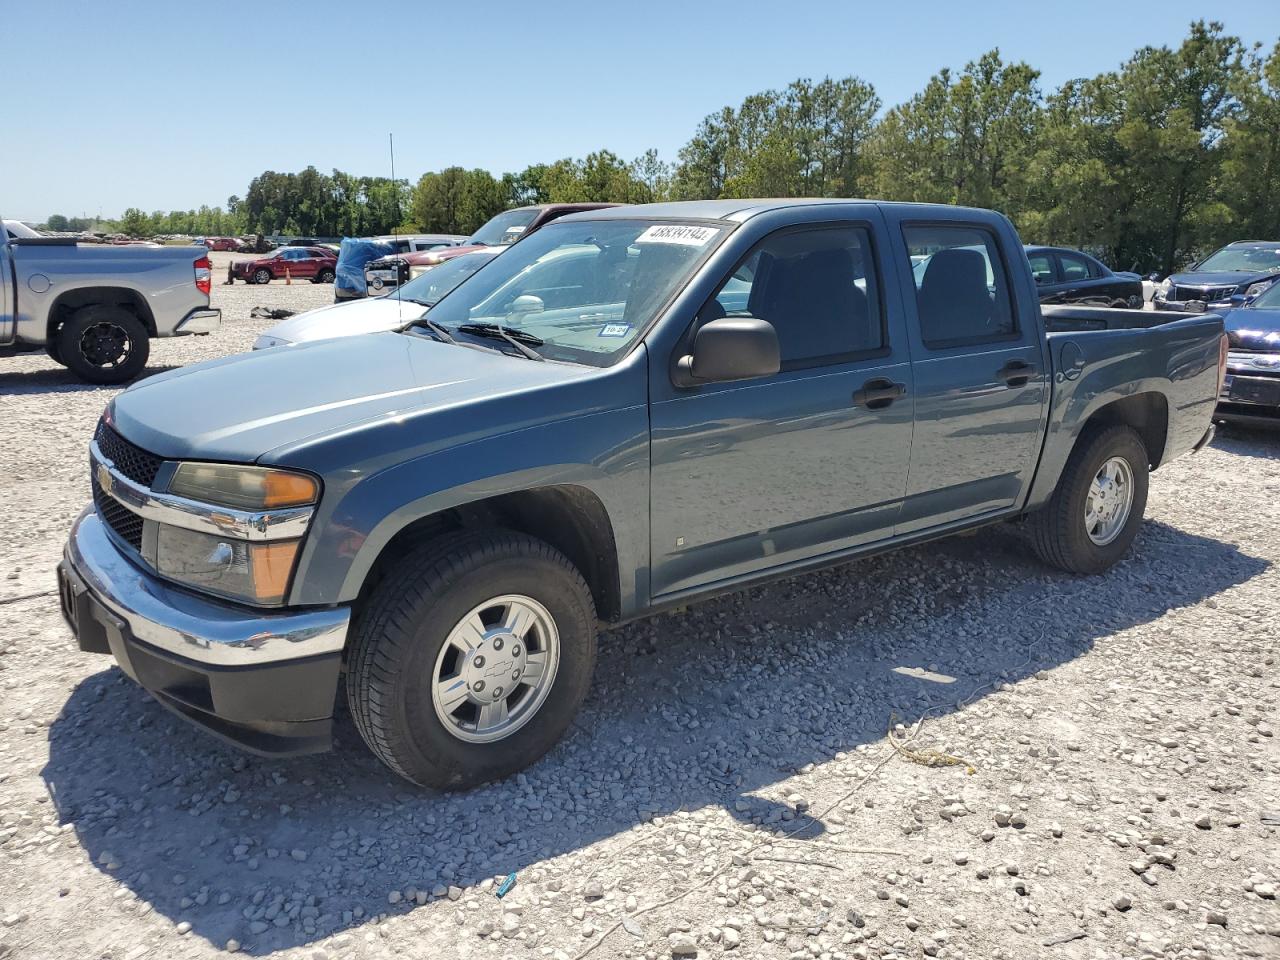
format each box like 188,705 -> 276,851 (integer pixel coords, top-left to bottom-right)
57,200 -> 1225,789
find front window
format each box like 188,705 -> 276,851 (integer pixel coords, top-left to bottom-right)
418,219 -> 727,366
469,208 -> 541,246
397,252 -> 498,306
1250,280 -> 1280,309
1196,245 -> 1280,274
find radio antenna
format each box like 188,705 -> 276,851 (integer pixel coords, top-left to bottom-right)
390,132 -> 404,316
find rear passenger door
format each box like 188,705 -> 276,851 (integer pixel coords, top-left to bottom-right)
893,220 -> 1049,533
649,219 -> 915,597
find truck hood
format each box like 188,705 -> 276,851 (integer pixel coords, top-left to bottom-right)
258,297 -> 425,346
1223,306 -> 1280,353
110,331 -> 591,463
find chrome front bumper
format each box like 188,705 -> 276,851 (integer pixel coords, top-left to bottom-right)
62,507 -> 348,668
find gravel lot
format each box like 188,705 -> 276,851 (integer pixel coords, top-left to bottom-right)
1,251 -> 1277,960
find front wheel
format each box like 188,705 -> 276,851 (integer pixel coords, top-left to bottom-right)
253,268 -> 272,284
1029,424 -> 1149,574
57,305 -> 150,384
346,530 -> 597,789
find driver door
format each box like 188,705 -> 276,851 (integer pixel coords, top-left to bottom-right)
649,220 -> 915,598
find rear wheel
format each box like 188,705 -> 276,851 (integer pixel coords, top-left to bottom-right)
253,268 -> 272,284
57,305 -> 149,384
316,268 -> 335,284
346,529 -> 597,789
1029,425 -> 1149,574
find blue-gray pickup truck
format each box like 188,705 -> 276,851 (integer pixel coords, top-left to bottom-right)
57,200 -> 1226,789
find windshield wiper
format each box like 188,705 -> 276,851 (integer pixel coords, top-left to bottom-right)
456,323 -> 544,361
408,315 -> 456,344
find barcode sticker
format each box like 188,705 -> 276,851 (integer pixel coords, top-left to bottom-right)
635,225 -> 720,246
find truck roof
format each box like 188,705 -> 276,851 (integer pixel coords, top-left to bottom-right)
555,198 -> 1006,224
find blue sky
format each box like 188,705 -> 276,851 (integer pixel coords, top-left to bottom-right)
3,1 -> 1275,221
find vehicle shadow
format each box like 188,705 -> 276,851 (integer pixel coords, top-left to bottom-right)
42,519 -> 1266,954
0,364 -> 180,395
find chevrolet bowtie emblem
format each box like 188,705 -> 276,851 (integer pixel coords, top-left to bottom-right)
96,462 -> 112,493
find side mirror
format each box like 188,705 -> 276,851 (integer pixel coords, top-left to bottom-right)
510,294 -> 544,316
675,317 -> 780,386
1229,293 -> 1247,307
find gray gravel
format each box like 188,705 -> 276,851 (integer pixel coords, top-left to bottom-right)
1,251 -> 1278,960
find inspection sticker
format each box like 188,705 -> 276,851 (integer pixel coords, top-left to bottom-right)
635,224 -> 720,246
598,322 -> 632,338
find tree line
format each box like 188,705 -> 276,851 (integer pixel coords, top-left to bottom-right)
41,22 -> 1278,273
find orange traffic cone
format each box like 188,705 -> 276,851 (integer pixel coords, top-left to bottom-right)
285,266 -> 292,285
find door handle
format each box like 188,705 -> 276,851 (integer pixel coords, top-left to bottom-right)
996,360 -> 1035,388
853,377 -> 907,409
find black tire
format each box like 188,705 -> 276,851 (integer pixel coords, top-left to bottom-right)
316,268 -> 335,284
253,268 -> 272,284
1029,424 -> 1149,574
45,338 -> 64,366
346,529 -> 597,789
57,305 -> 150,384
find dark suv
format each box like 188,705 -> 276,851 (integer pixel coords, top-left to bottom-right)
1155,241 -> 1280,312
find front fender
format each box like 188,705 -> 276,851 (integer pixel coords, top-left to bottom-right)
288,404 -> 651,613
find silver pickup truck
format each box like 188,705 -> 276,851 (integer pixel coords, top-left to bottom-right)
0,219 -> 220,382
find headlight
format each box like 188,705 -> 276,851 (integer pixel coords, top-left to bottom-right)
1245,279 -> 1276,299
154,463 -> 319,605
253,334 -> 291,350
1157,278 -> 1172,297
168,463 -> 318,510
155,527 -> 301,605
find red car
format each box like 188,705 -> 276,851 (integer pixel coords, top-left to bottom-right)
231,246 -> 337,284
205,237 -> 240,252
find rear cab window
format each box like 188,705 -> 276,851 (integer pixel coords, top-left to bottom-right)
904,224 -> 1018,348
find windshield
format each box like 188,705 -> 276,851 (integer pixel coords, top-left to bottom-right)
397,251 -> 498,306
1196,245 -> 1280,274
1250,280 -> 1280,309
469,208 -> 541,246
419,219 -> 726,365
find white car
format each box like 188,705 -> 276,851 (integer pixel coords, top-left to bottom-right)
253,250 -> 498,349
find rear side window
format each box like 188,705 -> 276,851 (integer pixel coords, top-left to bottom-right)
700,225 -> 883,368
904,224 -> 1016,348
1058,252 -> 1091,282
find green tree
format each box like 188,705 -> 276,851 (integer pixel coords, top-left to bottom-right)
865,51 -> 1041,216
119,207 -> 150,237
1218,41 -> 1280,243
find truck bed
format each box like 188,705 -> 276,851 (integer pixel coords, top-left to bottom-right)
1041,304 -> 1205,332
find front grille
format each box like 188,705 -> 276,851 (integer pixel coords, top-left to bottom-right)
94,421 -> 162,487
1173,284 -> 1236,303
92,473 -> 144,550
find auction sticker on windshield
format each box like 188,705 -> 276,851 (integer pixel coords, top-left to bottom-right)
636,224 -> 720,246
